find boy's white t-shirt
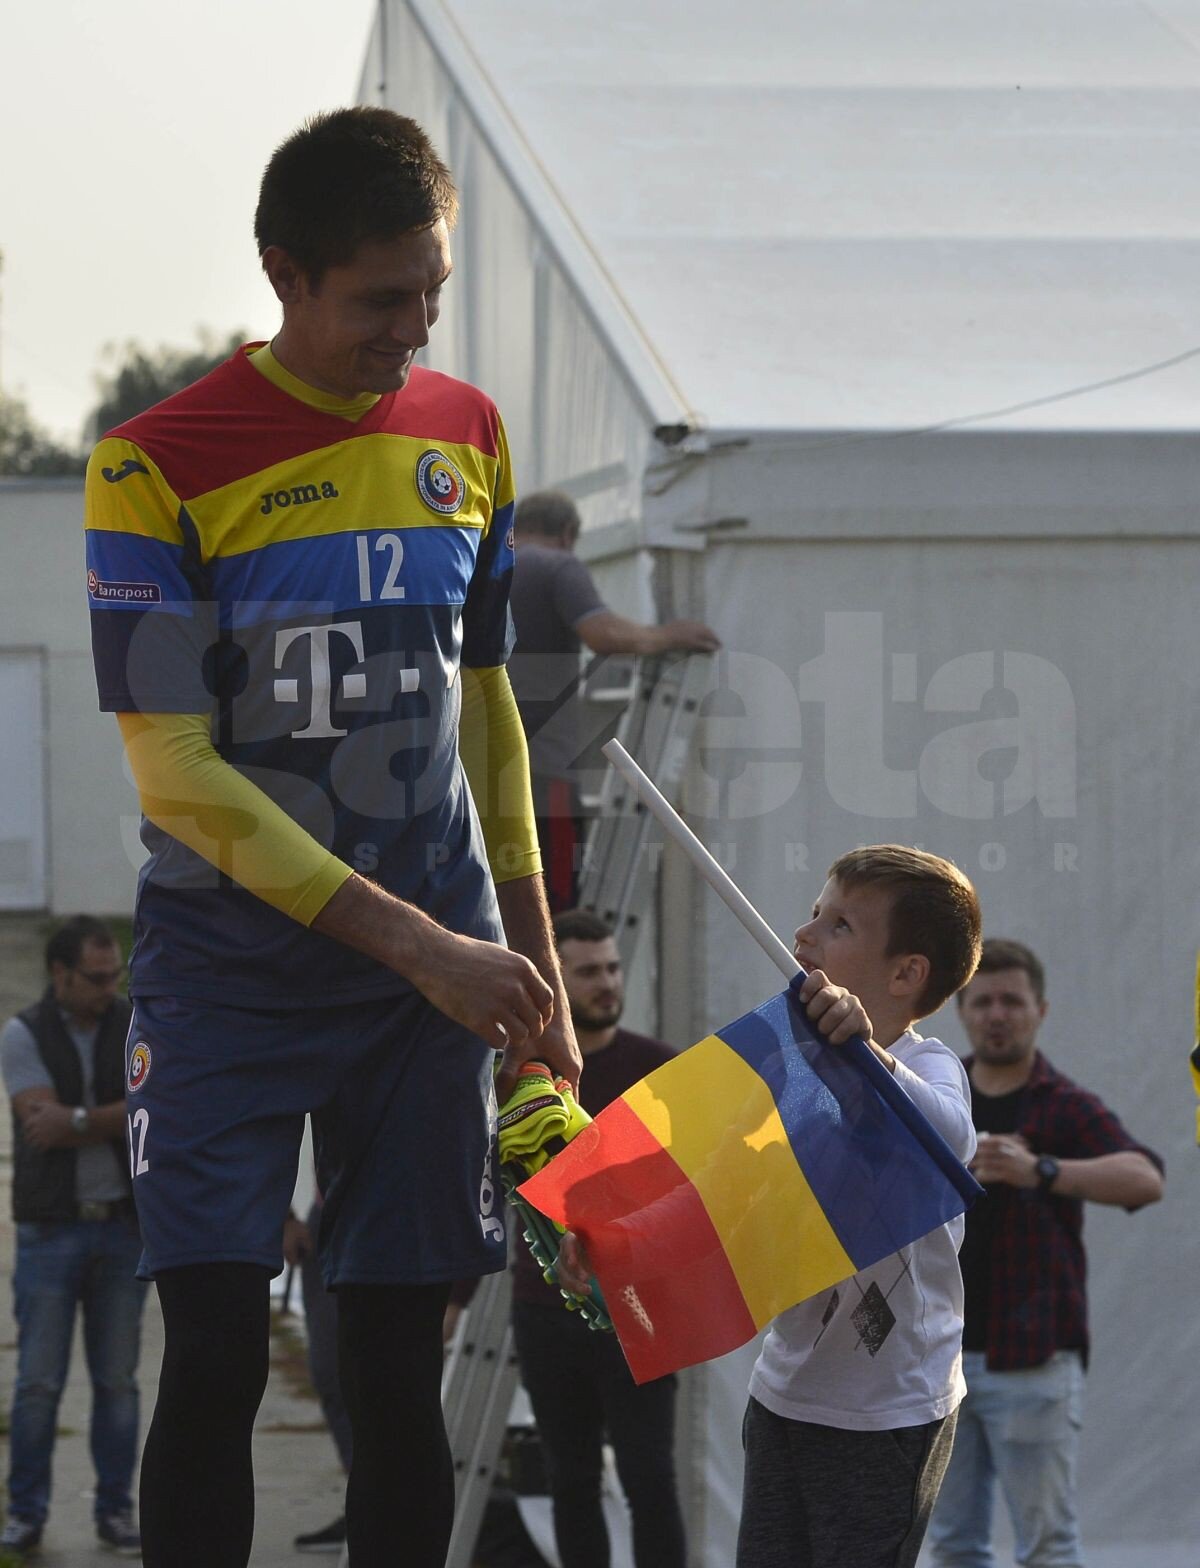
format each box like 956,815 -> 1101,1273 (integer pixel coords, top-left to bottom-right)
748,1031 -> 977,1432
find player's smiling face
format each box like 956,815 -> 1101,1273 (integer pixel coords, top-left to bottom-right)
793,878 -> 897,1020
268,221 -> 453,399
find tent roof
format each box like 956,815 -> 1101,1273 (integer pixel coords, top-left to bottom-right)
413,0 -> 1200,434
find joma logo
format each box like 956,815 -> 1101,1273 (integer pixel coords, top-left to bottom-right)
260,481 -> 340,515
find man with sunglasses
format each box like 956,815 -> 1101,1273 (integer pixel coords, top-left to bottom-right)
0,915 -> 146,1557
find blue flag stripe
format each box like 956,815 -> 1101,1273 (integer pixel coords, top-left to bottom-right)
716,986 -> 980,1271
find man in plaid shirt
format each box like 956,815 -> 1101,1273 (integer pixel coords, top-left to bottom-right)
928,939 -> 1163,1568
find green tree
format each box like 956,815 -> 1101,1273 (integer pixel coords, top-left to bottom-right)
0,391 -> 86,476
87,327 -> 247,439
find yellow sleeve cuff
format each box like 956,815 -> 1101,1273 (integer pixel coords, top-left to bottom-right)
116,711 -> 352,926
458,666 -> 542,884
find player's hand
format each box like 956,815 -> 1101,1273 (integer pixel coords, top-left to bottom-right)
797,969 -> 873,1046
412,928 -> 555,1055
19,1099 -> 75,1151
491,875 -> 583,1098
554,1230 -> 593,1296
495,1007 -> 582,1104
970,1132 -> 1036,1188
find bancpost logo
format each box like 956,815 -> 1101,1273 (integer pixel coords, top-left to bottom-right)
87,568 -> 162,604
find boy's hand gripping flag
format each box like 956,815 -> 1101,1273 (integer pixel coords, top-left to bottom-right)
518,973 -> 982,1384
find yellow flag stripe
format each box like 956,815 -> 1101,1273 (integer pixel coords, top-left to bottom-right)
623,1036 -> 856,1326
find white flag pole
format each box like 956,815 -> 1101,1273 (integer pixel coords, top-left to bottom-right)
601,738 -> 799,984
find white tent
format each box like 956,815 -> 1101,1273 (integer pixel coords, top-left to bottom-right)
361,4 -> 1200,1561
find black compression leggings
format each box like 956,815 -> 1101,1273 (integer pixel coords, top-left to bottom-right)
140,1264 -> 453,1568
338,1279 -> 455,1566
140,1264 -> 271,1568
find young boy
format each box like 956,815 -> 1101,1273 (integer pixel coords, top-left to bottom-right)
737,844 -> 981,1568
558,843 -> 980,1568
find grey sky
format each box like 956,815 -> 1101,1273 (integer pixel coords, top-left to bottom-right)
1,0 -> 377,443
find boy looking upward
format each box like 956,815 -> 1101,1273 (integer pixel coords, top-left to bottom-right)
555,846 -> 981,1566
736,845 -> 982,1568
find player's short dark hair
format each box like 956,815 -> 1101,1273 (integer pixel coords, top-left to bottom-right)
828,845 -> 982,1017
254,107 -> 458,283
45,915 -> 117,972
963,937 -> 1046,1005
515,491 -> 581,544
553,909 -> 613,947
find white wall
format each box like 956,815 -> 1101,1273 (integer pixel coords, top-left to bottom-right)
663,529 -> 1198,1555
0,650 -> 47,908
0,480 -> 139,916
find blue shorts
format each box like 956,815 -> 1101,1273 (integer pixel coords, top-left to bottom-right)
124,992 -> 506,1287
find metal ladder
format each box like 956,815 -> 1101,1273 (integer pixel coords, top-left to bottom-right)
576,651 -> 710,965
443,1268 -> 523,1568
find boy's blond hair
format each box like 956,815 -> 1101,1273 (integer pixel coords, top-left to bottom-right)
827,845 -> 982,1017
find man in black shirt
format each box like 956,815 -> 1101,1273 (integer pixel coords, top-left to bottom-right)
929,939 -> 1162,1568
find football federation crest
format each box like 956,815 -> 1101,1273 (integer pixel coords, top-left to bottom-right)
415,449 -> 466,515
127,1041 -> 152,1093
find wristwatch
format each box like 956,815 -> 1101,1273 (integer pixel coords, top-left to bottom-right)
70,1105 -> 89,1135
1035,1154 -> 1060,1192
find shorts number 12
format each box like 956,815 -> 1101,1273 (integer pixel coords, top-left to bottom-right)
127,1107 -> 150,1178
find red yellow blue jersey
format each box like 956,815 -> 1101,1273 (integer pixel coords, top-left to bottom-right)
85,345 -> 515,1005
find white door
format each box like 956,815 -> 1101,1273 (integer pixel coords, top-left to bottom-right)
0,650 -> 47,909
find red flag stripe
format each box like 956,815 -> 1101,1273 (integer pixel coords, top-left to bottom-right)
521,1096 -> 756,1382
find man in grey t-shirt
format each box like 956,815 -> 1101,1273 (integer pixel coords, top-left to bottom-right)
0,915 -> 147,1556
508,491 -> 719,909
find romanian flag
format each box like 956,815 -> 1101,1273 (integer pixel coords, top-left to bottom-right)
520,978 -> 981,1383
